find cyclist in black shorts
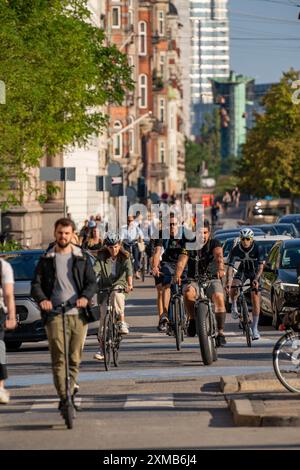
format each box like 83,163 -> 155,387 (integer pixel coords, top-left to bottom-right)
174,219 -> 227,347
151,214 -> 188,332
226,228 -> 265,340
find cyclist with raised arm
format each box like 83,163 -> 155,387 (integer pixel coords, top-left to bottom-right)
93,232 -> 133,360
226,228 -> 265,340
174,219 -> 227,347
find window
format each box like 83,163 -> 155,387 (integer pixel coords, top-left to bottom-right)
128,116 -> 135,155
113,121 -> 122,157
128,9 -> 133,27
159,98 -> 165,123
139,74 -> 147,108
112,7 -> 120,28
159,54 -> 165,78
159,141 -> 165,163
158,11 -> 165,36
138,21 -> 147,55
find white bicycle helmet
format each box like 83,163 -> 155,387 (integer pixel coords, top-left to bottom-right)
104,231 -> 121,246
239,227 -> 254,239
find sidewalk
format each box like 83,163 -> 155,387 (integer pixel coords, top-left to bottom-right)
220,372 -> 300,426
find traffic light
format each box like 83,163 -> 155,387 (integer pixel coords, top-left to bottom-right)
137,177 -> 147,199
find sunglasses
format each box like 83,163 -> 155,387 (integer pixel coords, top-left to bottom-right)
170,223 -> 177,227
241,237 -> 253,241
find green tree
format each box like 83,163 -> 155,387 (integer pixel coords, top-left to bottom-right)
236,69 -> 300,204
0,0 -> 133,205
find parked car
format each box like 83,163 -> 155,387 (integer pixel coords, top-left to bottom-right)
215,228 -> 265,244
1,249 -> 99,350
277,214 -> 300,233
245,224 -> 278,236
272,223 -> 299,238
260,239 -> 300,329
214,227 -> 264,237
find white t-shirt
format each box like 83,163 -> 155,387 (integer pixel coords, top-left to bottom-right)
0,259 -> 14,311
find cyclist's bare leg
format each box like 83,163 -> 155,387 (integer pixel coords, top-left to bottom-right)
212,292 -> 226,335
230,279 -> 241,303
251,289 -> 260,332
156,284 -> 163,319
183,284 -> 197,320
162,284 -> 171,318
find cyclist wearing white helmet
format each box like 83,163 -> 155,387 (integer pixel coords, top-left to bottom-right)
225,227 -> 265,340
93,232 -> 133,360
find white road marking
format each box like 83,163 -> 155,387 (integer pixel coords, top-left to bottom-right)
124,394 -> 174,409
27,398 -> 82,412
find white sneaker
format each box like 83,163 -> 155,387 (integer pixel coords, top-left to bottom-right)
231,304 -> 239,320
252,329 -> 260,340
118,321 -> 129,335
94,350 -> 104,360
0,388 -> 10,404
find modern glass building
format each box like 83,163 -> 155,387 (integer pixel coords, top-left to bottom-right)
190,0 -> 230,135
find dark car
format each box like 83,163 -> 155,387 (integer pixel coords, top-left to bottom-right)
272,223 -> 299,238
1,249 -> 99,350
248,224 -> 278,236
260,239 -> 300,329
277,214 -> 300,233
215,228 -> 265,244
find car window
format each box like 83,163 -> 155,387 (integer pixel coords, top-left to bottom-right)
267,245 -> 280,270
2,253 -> 42,280
280,248 -> 300,269
258,240 -> 276,259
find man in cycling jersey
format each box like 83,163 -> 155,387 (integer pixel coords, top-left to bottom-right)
174,219 -> 227,347
93,232 -> 133,360
151,214 -> 188,332
226,227 -> 265,340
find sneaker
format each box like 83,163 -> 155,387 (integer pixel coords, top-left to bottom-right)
231,304 -> 239,320
74,383 -> 80,395
0,388 -> 10,405
216,334 -> 227,347
157,315 -> 168,332
187,318 -> 196,337
94,349 -> 104,360
252,329 -> 260,340
118,321 -> 129,335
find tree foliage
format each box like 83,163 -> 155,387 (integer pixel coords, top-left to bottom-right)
0,0 -> 133,203
236,69 -> 300,200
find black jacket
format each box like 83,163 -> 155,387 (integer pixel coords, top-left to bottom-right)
31,244 -> 97,317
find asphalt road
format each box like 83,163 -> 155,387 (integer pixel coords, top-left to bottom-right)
1,205 -> 300,450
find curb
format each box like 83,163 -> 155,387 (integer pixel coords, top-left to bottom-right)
229,398 -> 300,427
220,374 -> 288,393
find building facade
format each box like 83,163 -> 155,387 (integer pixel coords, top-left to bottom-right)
190,0 -> 229,136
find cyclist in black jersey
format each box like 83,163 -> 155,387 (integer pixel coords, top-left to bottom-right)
226,227 -> 265,340
151,214 -> 188,332
174,219 -> 227,347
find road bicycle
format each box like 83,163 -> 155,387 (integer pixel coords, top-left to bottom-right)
234,283 -> 253,348
100,287 -> 125,371
168,284 -> 187,351
273,313 -> 300,393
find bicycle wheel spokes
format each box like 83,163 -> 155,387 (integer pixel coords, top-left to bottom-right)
103,313 -> 113,371
242,298 -> 252,347
273,332 -> 300,393
113,321 -> 121,367
173,298 -> 181,351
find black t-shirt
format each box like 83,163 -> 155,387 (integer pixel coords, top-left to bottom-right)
154,232 -> 188,264
227,241 -> 264,273
187,238 -> 222,278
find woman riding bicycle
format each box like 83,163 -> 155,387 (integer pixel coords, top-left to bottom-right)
93,232 -> 133,360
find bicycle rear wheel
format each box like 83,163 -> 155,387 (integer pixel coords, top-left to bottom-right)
195,301 -> 214,365
273,330 -> 300,393
241,298 -> 252,347
103,313 -> 113,371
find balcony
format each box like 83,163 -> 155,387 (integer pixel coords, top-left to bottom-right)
150,162 -> 169,178
151,119 -> 166,135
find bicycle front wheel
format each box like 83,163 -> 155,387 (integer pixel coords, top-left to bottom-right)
241,298 -> 252,348
113,318 -> 121,367
195,301 -> 214,365
103,313 -> 113,371
273,330 -> 300,393
173,297 -> 182,351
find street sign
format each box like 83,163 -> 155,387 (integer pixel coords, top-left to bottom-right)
108,162 -> 122,177
111,176 -> 123,185
96,176 -> 111,192
40,167 -> 76,181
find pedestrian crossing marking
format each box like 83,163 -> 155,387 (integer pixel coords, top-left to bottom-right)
124,394 -> 174,409
27,397 -> 82,412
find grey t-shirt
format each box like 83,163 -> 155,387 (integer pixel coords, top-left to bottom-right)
51,253 -> 79,315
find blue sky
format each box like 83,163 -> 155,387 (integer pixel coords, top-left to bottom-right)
229,0 -> 300,83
